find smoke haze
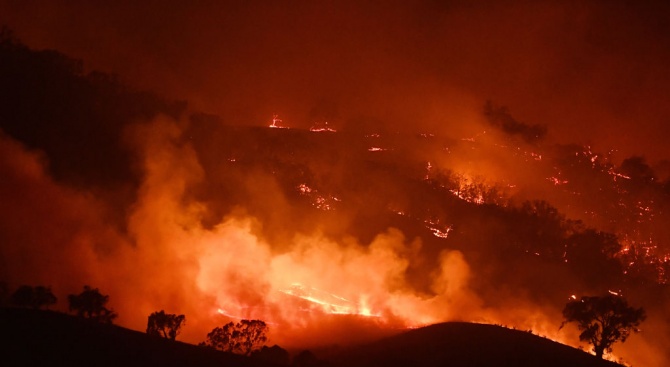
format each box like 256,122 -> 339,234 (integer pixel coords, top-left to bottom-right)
2,1 -> 670,161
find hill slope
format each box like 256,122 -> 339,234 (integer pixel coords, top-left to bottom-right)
329,322 -> 621,367
0,307 -> 271,367
1,308 -> 623,367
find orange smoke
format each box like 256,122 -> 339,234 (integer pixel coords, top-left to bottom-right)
0,117 -> 518,344
128,117 -> 484,345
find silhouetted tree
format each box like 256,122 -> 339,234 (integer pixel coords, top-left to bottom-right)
561,294 -> 645,359
68,285 -> 117,323
10,285 -> 57,309
203,319 -> 268,356
146,310 -> 186,340
10,285 -> 36,308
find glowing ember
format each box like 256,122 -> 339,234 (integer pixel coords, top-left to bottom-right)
547,176 -> 568,185
296,183 -> 340,210
425,161 -> 433,180
424,218 -> 453,239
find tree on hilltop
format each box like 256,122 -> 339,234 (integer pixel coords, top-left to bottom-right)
10,285 -> 57,309
202,319 -> 268,356
146,310 -> 186,340
561,294 -> 645,359
68,285 -> 117,323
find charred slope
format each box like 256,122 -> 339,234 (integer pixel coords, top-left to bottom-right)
0,308 -> 271,367
329,322 -> 621,367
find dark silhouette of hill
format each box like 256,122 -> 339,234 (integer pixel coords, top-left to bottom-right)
0,308 -> 624,367
0,29 -> 185,188
0,307 -> 273,367
328,322 -> 621,367
0,28 -> 186,231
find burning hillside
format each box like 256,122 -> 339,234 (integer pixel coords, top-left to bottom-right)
1,2 -> 670,366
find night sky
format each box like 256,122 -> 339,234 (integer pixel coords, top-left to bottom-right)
2,0 -> 670,162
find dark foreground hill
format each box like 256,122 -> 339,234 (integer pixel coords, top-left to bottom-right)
1,308 -> 623,367
328,322 -> 621,367
0,307 -> 272,367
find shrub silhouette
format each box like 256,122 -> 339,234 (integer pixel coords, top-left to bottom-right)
67,285 -> 117,323
10,285 -> 57,309
202,319 -> 268,356
146,310 -> 185,340
561,294 -> 645,358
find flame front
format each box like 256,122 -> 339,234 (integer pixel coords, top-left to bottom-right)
194,217 -> 480,346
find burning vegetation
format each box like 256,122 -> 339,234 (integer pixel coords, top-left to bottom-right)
1,22 -> 669,367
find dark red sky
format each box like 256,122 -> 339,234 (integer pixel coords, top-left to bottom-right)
2,0 -> 670,163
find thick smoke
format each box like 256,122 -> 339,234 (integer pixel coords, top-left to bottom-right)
0,115 -> 520,347
1,109 -> 664,364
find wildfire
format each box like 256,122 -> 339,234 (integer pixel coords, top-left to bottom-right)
547,176 -> 568,185
309,121 -> 336,132
278,283 -> 381,317
297,183 -> 340,210
448,187 -> 484,205
424,218 -> 453,239
269,114 -> 289,129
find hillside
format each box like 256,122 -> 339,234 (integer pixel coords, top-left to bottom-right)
329,322 -> 621,367
0,26 -> 666,367
0,308 -> 270,367
0,308 -> 622,367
